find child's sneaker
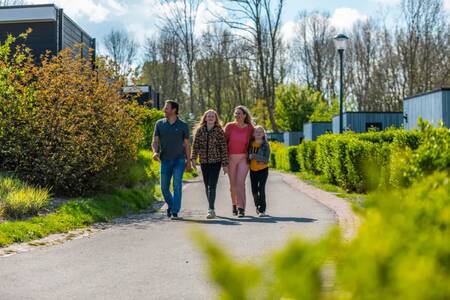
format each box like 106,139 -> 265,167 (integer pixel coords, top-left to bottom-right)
207,209 -> 216,219
238,208 -> 245,218
258,212 -> 266,217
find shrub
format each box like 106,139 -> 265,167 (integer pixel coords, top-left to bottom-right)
197,172 -> 450,299
0,173 -> 50,219
402,125 -> 450,185
297,141 -> 317,174
269,142 -> 285,168
274,146 -> 300,172
0,36 -> 143,195
128,106 -> 164,149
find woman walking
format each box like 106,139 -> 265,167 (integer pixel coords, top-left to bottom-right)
224,106 -> 254,217
249,126 -> 271,217
191,110 -> 229,219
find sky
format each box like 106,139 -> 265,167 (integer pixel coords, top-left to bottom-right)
24,0 -> 450,57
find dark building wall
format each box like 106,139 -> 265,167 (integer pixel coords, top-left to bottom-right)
0,21 -> 57,59
0,5 -> 94,62
304,122 -> 332,141
333,112 -> 403,133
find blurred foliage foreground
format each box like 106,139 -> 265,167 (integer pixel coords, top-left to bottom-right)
194,172 -> 450,299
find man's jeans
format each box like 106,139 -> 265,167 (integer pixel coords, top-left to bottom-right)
160,158 -> 186,214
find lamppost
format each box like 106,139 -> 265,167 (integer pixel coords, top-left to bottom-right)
334,33 -> 349,133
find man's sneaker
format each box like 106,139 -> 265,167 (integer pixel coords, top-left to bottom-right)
207,209 -> 216,219
232,205 -> 238,216
166,208 -> 172,218
238,208 -> 245,218
171,213 -> 181,220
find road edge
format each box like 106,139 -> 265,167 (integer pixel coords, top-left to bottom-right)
277,171 -> 360,241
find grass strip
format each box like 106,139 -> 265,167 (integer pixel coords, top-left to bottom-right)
0,184 -> 156,248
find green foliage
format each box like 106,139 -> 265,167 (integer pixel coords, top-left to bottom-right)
404,124 -> 450,182
0,173 -> 50,219
275,84 -> 323,131
127,106 -> 164,149
0,34 -> 143,195
274,146 -> 300,172
0,150 -> 159,247
309,98 -> 339,122
251,99 -> 272,131
197,173 -> 450,299
270,128 -> 438,193
268,142 -> 284,168
337,172 -> 450,299
297,141 -> 318,174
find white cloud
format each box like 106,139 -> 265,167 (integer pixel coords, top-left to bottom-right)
330,7 -> 368,30
444,0 -> 450,12
281,21 -> 297,45
27,0 -> 127,23
195,0 -> 227,36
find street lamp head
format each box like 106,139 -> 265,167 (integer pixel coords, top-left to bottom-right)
334,33 -> 349,51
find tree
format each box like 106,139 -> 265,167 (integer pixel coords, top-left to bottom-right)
274,84 -> 321,131
159,0 -> 200,114
103,29 -> 139,77
140,31 -> 185,102
219,0 -> 285,131
291,11 -> 336,98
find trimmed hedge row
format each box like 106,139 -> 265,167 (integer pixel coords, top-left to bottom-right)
270,126 -> 449,193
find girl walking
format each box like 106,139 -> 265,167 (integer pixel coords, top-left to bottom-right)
191,110 -> 229,219
249,126 -> 271,217
224,106 -> 254,217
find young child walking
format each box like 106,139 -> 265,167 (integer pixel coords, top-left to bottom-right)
248,126 -> 271,217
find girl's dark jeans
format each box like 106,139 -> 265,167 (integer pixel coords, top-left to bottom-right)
250,167 -> 269,213
201,163 -> 222,210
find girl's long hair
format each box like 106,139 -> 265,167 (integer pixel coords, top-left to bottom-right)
250,125 -> 267,143
235,105 -> 253,125
193,109 -> 223,136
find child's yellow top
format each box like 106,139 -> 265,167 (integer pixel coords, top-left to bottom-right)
249,141 -> 268,171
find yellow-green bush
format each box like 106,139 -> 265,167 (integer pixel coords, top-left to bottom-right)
269,142 -> 285,168
0,34 -> 143,195
196,172 -> 450,299
0,173 -> 50,219
297,141 -> 317,174
274,146 -> 300,172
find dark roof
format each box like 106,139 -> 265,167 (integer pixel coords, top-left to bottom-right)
0,4 -> 57,9
332,112 -> 403,117
404,88 -> 450,101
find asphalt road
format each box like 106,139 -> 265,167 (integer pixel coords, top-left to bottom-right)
0,171 -> 336,300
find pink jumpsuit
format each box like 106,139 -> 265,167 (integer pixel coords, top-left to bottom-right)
224,123 -> 254,210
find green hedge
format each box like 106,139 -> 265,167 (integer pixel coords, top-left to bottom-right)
270,127 -> 449,193
196,172 -> 450,299
274,146 -> 300,172
297,141 -> 317,174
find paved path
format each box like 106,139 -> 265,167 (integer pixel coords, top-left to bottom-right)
0,171 -> 337,300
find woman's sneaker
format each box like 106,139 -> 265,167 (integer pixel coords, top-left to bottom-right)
207,209 -> 216,219
232,205 -> 238,216
238,208 -> 245,218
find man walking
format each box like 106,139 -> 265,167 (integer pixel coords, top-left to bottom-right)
152,100 -> 192,220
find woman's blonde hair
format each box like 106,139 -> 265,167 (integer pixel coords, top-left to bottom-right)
193,109 -> 223,135
235,105 -> 253,125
